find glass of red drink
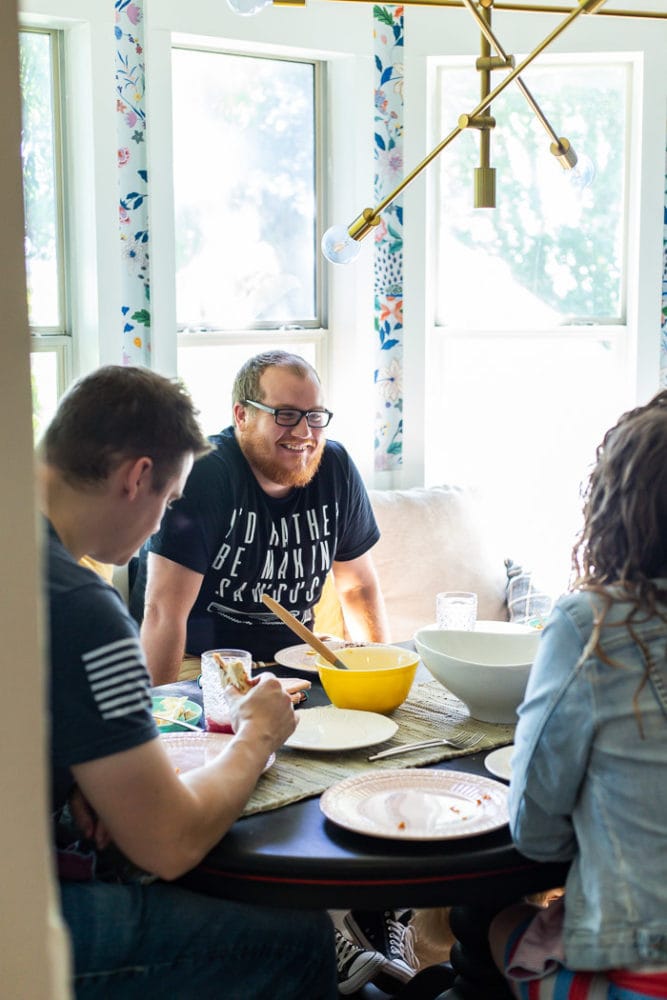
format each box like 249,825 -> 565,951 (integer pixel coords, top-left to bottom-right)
200,648 -> 252,733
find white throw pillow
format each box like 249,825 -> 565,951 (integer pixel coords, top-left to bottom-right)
368,485 -> 508,643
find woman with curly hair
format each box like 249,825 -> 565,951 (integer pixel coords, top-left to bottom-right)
489,390 -> 667,1000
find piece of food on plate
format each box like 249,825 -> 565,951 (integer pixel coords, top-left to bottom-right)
152,696 -> 204,731
153,695 -> 189,721
279,677 -> 311,704
213,653 -> 253,693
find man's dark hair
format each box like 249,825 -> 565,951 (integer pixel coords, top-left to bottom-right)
42,365 -> 211,490
232,351 -> 320,407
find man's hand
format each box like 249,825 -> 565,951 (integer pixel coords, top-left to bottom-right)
224,672 -> 298,749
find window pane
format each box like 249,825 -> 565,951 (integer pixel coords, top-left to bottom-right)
30,350 -> 60,444
19,30 -> 62,329
172,48 -> 317,329
425,332 -> 627,594
178,341 -> 317,437
436,61 -> 628,328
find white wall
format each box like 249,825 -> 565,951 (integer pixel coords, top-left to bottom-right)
0,3 -> 71,996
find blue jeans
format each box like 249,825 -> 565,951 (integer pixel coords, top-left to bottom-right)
59,880 -> 337,999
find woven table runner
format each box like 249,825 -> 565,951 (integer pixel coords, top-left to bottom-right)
241,681 -> 514,816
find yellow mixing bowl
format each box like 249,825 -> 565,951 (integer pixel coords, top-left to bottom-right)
317,644 -> 418,714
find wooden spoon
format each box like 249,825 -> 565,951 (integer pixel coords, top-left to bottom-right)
261,594 -> 349,670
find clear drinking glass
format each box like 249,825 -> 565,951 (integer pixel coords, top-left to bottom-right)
436,591 -> 478,631
200,648 -> 252,733
523,593 -> 554,630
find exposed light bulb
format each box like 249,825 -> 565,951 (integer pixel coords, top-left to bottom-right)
567,153 -> 596,191
321,225 -> 362,265
226,0 -> 271,15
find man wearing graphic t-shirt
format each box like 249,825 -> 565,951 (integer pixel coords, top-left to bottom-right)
132,350 -> 390,685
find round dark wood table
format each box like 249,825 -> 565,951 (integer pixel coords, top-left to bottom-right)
155,669 -> 568,998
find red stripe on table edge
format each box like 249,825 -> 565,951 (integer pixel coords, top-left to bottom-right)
191,861 -> 545,888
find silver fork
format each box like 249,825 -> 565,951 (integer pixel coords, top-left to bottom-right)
367,732 -> 486,761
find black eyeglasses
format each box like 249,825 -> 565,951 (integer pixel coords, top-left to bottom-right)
244,399 -> 333,428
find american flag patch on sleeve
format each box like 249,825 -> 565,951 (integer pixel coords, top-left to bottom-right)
82,636 -> 151,719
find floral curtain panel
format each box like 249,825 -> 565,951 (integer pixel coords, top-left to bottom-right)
373,5 -> 404,472
115,0 -> 150,366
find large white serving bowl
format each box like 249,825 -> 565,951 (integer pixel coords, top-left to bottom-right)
413,625 -> 542,723
421,620 -> 537,635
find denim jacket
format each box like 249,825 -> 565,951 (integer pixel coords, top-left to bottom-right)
509,585 -> 667,970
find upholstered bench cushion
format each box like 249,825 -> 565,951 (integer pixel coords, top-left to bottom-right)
366,485 -> 507,642
314,485 -> 508,643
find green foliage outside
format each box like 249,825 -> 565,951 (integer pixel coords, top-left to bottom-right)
172,50 -> 316,325
439,62 -> 627,323
19,32 -> 56,267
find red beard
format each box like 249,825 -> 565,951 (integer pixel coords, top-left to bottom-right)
238,425 -> 325,489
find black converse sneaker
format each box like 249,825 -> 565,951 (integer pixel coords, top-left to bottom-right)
335,928 -> 386,995
344,910 -> 418,987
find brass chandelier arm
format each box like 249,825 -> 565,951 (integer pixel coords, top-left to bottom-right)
328,0 -> 666,17
463,1 -> 666,16
356,0 -> 605,229
461,0 -> 566,150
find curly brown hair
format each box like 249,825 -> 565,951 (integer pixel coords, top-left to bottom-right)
572,390 -> 667,722
574,390 -> 667,594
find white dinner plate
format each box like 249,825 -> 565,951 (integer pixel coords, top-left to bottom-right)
484,745 -> 514,782
160,731 -> 275,773
284,706 -> 398,752
320,768 -> 509,840
274,640 -> 347,672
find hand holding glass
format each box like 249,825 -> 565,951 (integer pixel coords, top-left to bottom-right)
200,648 -> 253,732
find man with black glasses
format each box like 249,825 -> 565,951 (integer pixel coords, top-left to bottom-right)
129,351 -> 418,995
131,350 -> 389,686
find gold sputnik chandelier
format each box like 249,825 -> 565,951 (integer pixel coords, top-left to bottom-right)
226,0 -> 667,262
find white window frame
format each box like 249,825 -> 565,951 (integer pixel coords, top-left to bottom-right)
425,48 -> 636,491
21,4 -> 128,380
170,43 -> 325,333
166,42 -> 329,434
399,6 -> 666,489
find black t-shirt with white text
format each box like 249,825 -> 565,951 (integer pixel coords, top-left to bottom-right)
130,429 -> 379,662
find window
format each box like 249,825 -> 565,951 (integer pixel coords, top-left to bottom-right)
178,338 -> 317,436
435,59 -> 628,329
19,27 -> 69,441
171,45 -> 323,432
426,57 -> 632,592
171,46 -> 320,331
